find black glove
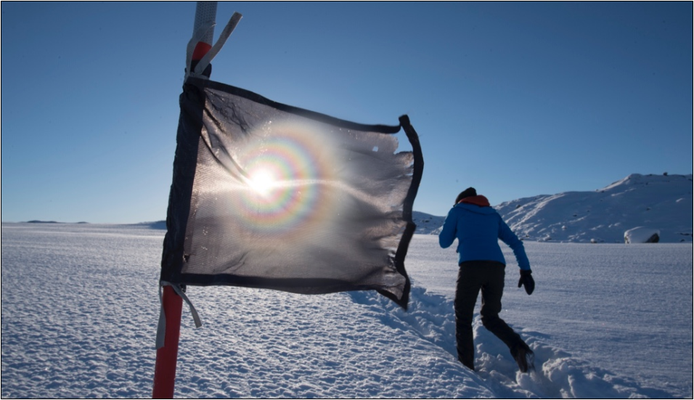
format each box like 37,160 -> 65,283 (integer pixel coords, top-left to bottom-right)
518,270 -> 534,295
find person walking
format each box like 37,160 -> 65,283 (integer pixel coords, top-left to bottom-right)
438,187 -> 536,372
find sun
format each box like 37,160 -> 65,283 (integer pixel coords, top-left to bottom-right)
248,168 -> 277,197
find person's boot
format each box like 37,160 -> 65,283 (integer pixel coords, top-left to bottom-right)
455,322 -> 475,371
510,342 -> 535,373
456,337 -> 475,371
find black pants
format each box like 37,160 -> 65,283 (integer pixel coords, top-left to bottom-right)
454,260 -> 523,370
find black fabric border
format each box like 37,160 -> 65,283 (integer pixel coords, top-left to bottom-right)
188,77 -> 403,134
159,82 -> 206,283
381,115 -> 424,310
172,273 -> 387,295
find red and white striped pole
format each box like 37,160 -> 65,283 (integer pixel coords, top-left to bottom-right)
152,3 -> 217,398
190,2 -> 217,77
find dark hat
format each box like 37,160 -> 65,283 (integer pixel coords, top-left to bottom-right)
455,187 -> 477,204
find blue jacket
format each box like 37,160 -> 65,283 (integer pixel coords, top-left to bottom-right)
438,196 -> 531,270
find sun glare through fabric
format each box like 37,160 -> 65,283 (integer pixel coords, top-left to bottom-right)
229,120 -> 344,242
247,168 -> 277,197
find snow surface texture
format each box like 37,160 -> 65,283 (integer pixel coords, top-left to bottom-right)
2,223 -> 692,398
415,173 -> 693,243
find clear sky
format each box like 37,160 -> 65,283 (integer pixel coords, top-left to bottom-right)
2,2 -> 692,223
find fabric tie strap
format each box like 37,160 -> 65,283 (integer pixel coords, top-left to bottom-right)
155,282 -> 203,350
185,12 -> 243,82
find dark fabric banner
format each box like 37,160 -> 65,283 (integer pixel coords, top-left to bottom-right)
160,78 -> 423,309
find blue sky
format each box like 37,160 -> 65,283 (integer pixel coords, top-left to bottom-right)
2,2 -> 692,223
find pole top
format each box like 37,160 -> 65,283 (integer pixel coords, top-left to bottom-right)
194,2 -> 218,45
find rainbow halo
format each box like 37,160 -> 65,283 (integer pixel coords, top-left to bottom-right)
229,120 -> 343,242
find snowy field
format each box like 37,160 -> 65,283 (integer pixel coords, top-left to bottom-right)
2,223 -> 691,398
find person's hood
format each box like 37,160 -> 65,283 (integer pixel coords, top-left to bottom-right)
454,195 -> 496,215
458,195 -> 490,207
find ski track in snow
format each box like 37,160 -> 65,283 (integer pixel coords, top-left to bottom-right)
1,223 -> 691,398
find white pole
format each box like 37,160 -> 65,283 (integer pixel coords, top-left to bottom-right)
194,2 -> 217,45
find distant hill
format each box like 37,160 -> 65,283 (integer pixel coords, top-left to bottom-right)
137,221 -> 167,230
414,173 -> 693,243
412,211 -> 445,235
496,173 -> 692,243
25,220 -> 89,224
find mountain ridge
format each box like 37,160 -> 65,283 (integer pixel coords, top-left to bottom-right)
414,173 -> 693,243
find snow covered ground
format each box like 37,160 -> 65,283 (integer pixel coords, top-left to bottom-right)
2,223 -> 692,398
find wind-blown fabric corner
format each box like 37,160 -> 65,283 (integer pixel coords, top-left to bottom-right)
160,77 -> 423,309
